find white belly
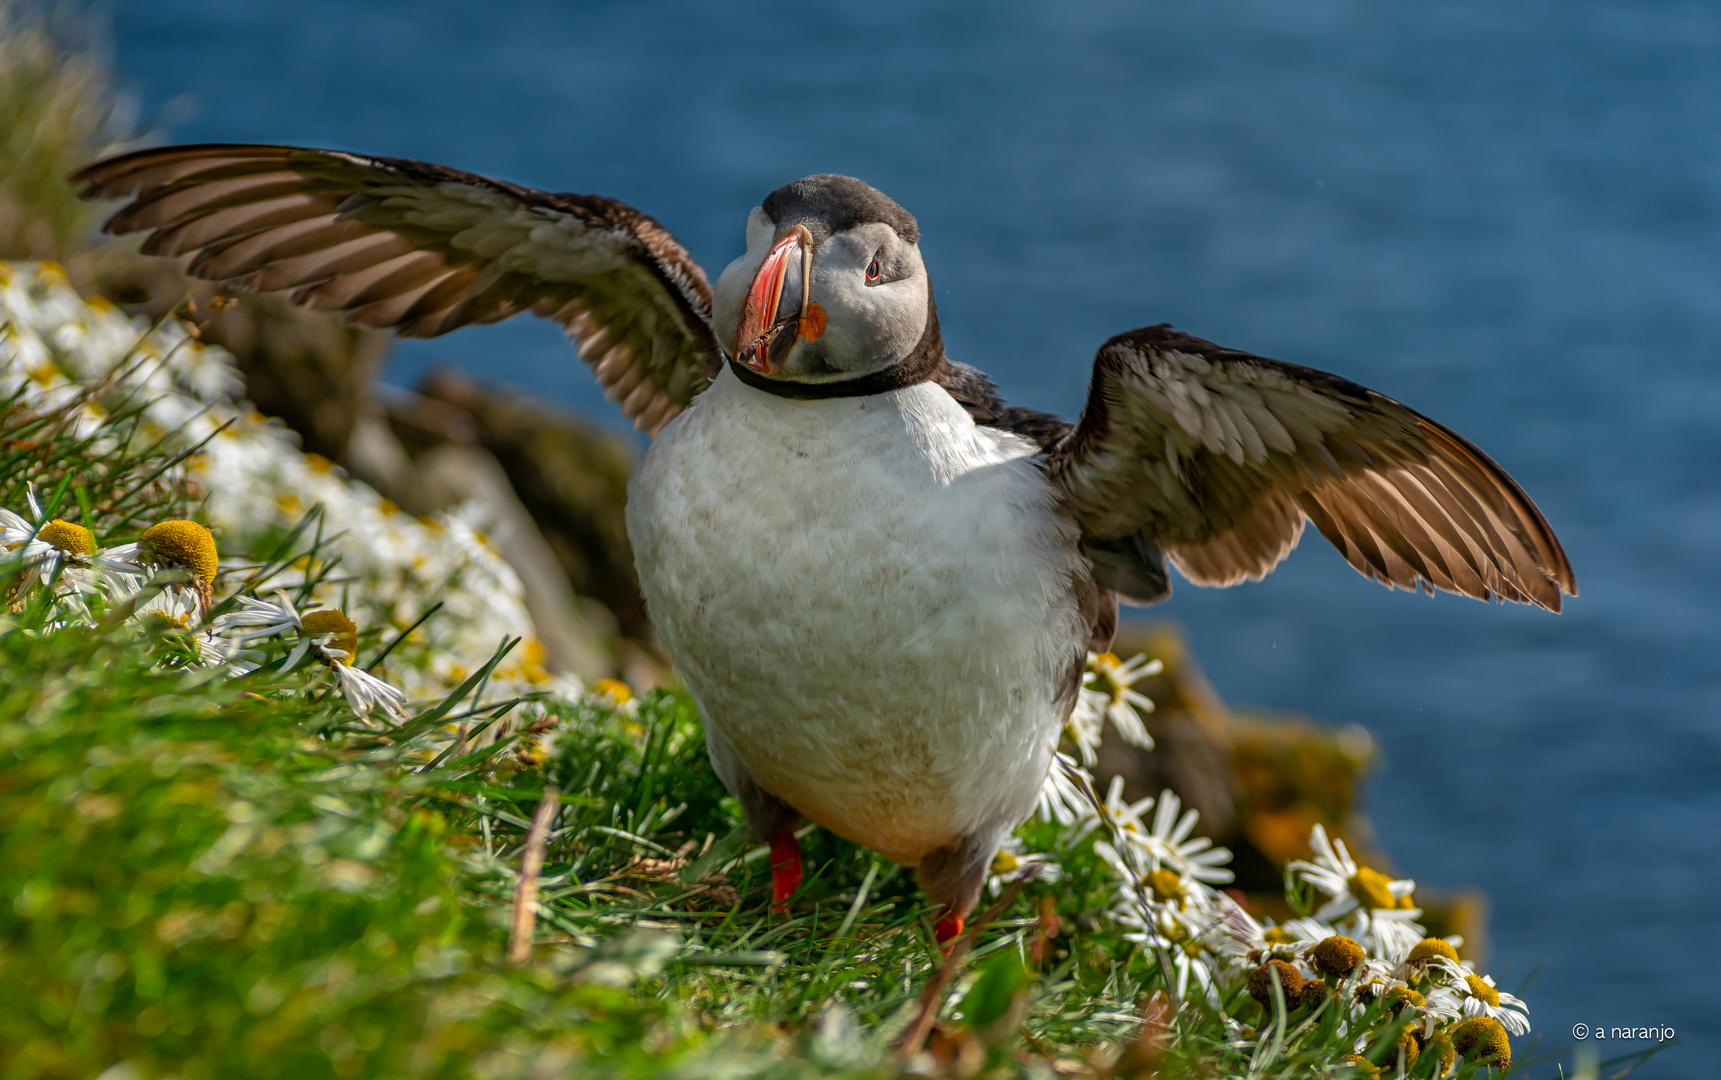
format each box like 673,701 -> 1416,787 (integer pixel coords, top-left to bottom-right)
627,368 -> 1087,865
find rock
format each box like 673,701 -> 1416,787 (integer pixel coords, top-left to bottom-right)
1097,625 -> 1239,840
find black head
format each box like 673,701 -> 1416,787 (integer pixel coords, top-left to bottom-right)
760,174 -> 920,246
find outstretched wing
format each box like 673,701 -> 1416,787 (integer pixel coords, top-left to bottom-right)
1049,325 -> 1577,611
72,143 -> 723,434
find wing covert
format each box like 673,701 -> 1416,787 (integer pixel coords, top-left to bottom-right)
1049,325 -> 1577,611
72,143 -> 723,434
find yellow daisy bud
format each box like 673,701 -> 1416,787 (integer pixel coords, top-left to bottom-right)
1347,865 -> 1397,910
1425,1029 -> 1457,1074
1453,1016 -> 1511,1068
1311,935 -> 1365,979
1465,973 -> 1501,1008
1246,959 -> 1303,1010
139,520 -> 218,607
37,520 -> 93,556
1144,868 -> 1185,905
1340,1054 -> 1380,1078
300,609 -> 359,665
592,678 -> 633,704
1407,937 -> 1460,967
1384,985 -> 1425,1014
1390,1031 -> 1420,1067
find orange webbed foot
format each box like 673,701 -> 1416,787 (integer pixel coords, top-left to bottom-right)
933,908 -> 966,953
769,825 -> 803,915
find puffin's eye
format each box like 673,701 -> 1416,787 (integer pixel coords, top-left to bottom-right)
864,252 -> 882,285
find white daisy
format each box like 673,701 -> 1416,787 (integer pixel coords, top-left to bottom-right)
1288,824 -> 1424,960
1114,899 -> 1225,1004
99,520 -> 222,614
1037,749 -> 1097,825
1139,788 -> 1236,895
328,661 -> 410,724
210,591 -> 408,722
134,585 -> 202,629
1431,971 -> 1530,1037
1084,651 -> 1161,747
1065,651 -> 1161,765
983,838 -> 1063,897
0,488 -> 129,602
1216,898 -> 1330,968
209,591 -> 307,642
1075,774 -> 1158,855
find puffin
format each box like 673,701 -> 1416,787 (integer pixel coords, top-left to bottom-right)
72,146 -> 1577,943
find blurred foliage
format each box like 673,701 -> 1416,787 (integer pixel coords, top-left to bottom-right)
0,1 -> 130,262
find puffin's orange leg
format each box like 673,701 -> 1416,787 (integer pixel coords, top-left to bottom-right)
933,908 -> 966,952
769,825 -> 803,914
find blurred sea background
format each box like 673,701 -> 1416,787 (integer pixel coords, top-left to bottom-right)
106,1 -> 1718,1071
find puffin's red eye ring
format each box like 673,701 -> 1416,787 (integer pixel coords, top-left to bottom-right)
865,253 -> 882,285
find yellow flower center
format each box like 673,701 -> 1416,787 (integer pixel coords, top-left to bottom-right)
988,849 -> 1020,875
1262,927 -> 1297,945
1246,959 -> 1303,1010
1144,868 -> 1185,904
1310,935 -> 1364,979
138,520 -> 218,585
1347,866 -> 1398,910
37,520 -> 94,556
1296,979 -> 1331,1012
1453,1016 -> 1511,1067
592,678 -> 633,704
1384,985 -> 1425,1014
1391,1032 -> 1420,1067
1407,937 -> 1459,967
300,609 -> 359,665
1087,652 -> 1127,703
1465,974 -> 1500,1008
1426,1030 -> 1456,1073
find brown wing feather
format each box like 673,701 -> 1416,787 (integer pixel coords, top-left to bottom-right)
1050,324 -> 1577,611
72,143 -> 722,434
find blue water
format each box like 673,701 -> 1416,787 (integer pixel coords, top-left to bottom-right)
108,2 -> 1721,1072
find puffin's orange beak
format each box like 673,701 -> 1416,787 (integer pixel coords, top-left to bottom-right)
733,224 -> 825,373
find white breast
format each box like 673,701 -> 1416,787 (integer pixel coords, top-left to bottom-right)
627,368 -> 1087,865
